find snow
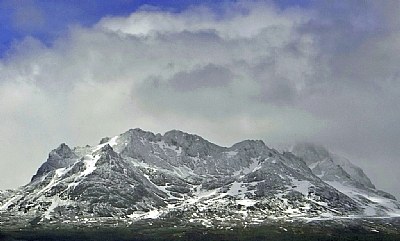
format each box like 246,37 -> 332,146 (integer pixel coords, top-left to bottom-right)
363,205 -> 377,216
55,168 -> 68,177
308,161 -> 319,170
186,186 -> 220,204
81,155 -> 101,177
36,153 -> 100,194
156,140 -> 167,149
175,147 -> 183,155
327,181 -> 400,217
224,151 -> 238,157
155,140 -> 182,155
289,177 -> 312,196
128,209 -> 161,219
43,195 -> 76,219
0,195 -> 22,211
237,199 -> 257,207
277,177 -> 344,218
93,135 -> 119,152
145,209 -> 161,219
36,168 -> 68,196
155,184 -> 178,200
127,212 -> 144,219
173,165 -> 196,178
227,182 -> 245,196
243,158 -> 262,174
233,158 -> 261,177
3,129 -> 400,226
44,196 -> 61,219
142,171 -> 179,200
67,181 -> 81,190
63,155 -> 101,190
108,136 -> 119,147
130,158 -> 152,168
320,212 -> 334,218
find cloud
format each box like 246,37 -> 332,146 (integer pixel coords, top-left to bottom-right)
167,64 -> 233,92
97,1 -> 305,39
0,1 -> 399,198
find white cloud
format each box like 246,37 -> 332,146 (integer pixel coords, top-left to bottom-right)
0,1 -> 399,198
97,1 -> 306,39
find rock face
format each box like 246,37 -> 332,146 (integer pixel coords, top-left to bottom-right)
292,143 -> 398,216
1,129 -> 399,227
31,143 -> 79,182
292,143 -> 375,188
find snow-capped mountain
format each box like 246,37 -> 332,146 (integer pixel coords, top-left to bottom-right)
292,143 -> 399,217
1,128 -> 399,228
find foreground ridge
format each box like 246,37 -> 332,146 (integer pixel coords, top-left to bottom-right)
1,128 -> 399,229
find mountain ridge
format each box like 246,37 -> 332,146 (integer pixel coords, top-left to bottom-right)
1,128 -> 399,229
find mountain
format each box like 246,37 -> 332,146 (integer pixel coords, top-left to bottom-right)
292,143 -> 399,216
1,128 -> 399,229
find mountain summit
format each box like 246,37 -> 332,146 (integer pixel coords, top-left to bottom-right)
1,129 -> 399,228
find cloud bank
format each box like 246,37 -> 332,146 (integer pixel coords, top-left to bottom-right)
0,1 -> 399,198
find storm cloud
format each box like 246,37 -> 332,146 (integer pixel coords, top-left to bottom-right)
0,1 -> 399,198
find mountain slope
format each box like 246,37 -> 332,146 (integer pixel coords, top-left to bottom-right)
1,129 -> 399,228
292,143 -> 399,217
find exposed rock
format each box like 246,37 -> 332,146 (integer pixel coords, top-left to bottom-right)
1,129 -> 399,227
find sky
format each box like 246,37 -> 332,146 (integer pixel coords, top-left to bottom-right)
0,0 -> 399,199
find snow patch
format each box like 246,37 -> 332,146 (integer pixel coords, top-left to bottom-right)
0,195 -> 22,211
327,181 -> 400,217
237,199 -> 257,207
308,161 -> 319,170
290,177 -> 312,196
128,209 -> 161,220
81,155 -> 101,177
234,158 -> 261,177
227,182 -> 247,197
224,151 -> 238,157
93,135 -> 119,152
145,209 -> 161,219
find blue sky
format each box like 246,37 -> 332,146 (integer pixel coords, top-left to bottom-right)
0,0 -> 198,55
0,0 -> 312,57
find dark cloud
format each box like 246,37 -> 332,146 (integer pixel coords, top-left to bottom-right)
284,1 -> 400,198
258,77 -> 296,105
168,64 -> 233,91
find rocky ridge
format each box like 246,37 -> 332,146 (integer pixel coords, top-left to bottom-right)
0,128 -> 399,228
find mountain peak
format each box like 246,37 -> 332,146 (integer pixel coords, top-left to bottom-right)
96,144 -> 115,154
292,142 -> 331,165
162,129 -> 224,158
123,128 -> 157,140
99,137 -> 111,145
30,143 -> 78,182
163,129 -> 207,144
3,128 -> 399,228
52,143 -> 75,159
231,139 -> 267,150
292,142 -> 376,189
